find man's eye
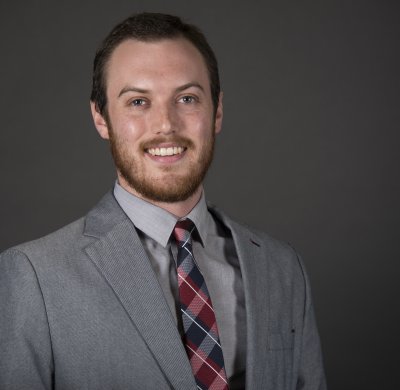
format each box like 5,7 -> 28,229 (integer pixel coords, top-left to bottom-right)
180,96 -> 196,104
131,98 -> 146,106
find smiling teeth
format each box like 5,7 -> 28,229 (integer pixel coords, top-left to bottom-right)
147,147 -> 185,156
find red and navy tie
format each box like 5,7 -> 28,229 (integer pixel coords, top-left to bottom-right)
173,219 -> 229,390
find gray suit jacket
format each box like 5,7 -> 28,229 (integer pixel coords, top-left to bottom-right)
0,192 -> 326,390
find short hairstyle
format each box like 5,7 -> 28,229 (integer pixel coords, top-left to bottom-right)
90,12 -> 220,116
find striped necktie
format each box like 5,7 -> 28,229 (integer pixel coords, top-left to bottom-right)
173,219 -> 229,390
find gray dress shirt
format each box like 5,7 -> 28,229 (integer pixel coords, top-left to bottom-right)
114,183 -> 246,389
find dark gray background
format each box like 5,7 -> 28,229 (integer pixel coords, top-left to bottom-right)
1,1 -> 399,389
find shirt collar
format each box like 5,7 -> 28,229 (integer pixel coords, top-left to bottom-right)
113,182 -> 210,248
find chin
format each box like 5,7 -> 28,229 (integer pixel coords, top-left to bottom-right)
137,181 -> 200,203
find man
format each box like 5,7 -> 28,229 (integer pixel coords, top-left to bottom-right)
0,13 -> 326,390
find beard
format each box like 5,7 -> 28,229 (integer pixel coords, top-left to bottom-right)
108,126 -> 215,203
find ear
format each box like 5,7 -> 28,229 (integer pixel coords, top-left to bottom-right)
214,92 -> 223,134
90,101 -> 110,140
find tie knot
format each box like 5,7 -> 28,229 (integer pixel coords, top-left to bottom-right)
173,218 -> 195,247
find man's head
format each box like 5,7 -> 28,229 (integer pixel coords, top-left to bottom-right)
90,13 -> 223,206
91,12 -> 220,118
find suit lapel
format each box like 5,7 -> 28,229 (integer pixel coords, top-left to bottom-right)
210,207 -> 270,390
83,193 -> 271,389
83,192 -> 196,390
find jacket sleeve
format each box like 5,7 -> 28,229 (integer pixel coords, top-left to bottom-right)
296,256 -> 327,390
0,249 -> 53,390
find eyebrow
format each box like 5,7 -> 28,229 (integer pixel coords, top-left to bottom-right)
118,86 -> 149,97
118,82 -> 205,98
176,82 -> 204,93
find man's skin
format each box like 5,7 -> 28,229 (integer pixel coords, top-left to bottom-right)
90,37 -> 223,216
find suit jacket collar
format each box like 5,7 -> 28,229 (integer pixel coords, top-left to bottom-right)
209,205 -> 270,390
83,191 -> 197,390
84,192 -> 269,390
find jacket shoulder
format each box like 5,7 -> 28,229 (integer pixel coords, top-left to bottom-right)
208,203 -> 304,273
1,216 -> 88,262
209,203 -> 297,251
1,191 -> 122,260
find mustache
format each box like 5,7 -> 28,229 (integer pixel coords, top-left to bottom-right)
140,135 -> 195,150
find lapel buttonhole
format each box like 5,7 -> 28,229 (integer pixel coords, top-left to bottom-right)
250,238 -> 260,247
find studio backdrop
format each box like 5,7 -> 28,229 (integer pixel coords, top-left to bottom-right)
1,1 -> 399,389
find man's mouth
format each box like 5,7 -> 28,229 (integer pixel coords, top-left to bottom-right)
146,146 -> 186,156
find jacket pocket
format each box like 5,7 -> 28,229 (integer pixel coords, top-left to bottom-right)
266,332 -> 295,389
268,332 -> 294,350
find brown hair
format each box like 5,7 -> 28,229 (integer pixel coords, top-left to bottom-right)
90,12 -> 220,116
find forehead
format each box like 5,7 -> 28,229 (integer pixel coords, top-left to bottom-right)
105,38 -> 210,93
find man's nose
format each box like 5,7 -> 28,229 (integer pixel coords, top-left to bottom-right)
151,104 -> 177,135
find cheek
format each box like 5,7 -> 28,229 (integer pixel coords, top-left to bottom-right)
110,114 -> 147,141
184,111 -> 214,135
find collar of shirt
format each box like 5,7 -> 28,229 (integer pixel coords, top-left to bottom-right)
113,182 -> 211,248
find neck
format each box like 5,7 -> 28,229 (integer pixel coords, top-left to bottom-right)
117,177 -> 203,218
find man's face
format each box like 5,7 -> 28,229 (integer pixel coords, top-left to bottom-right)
91,38 -> 223,203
